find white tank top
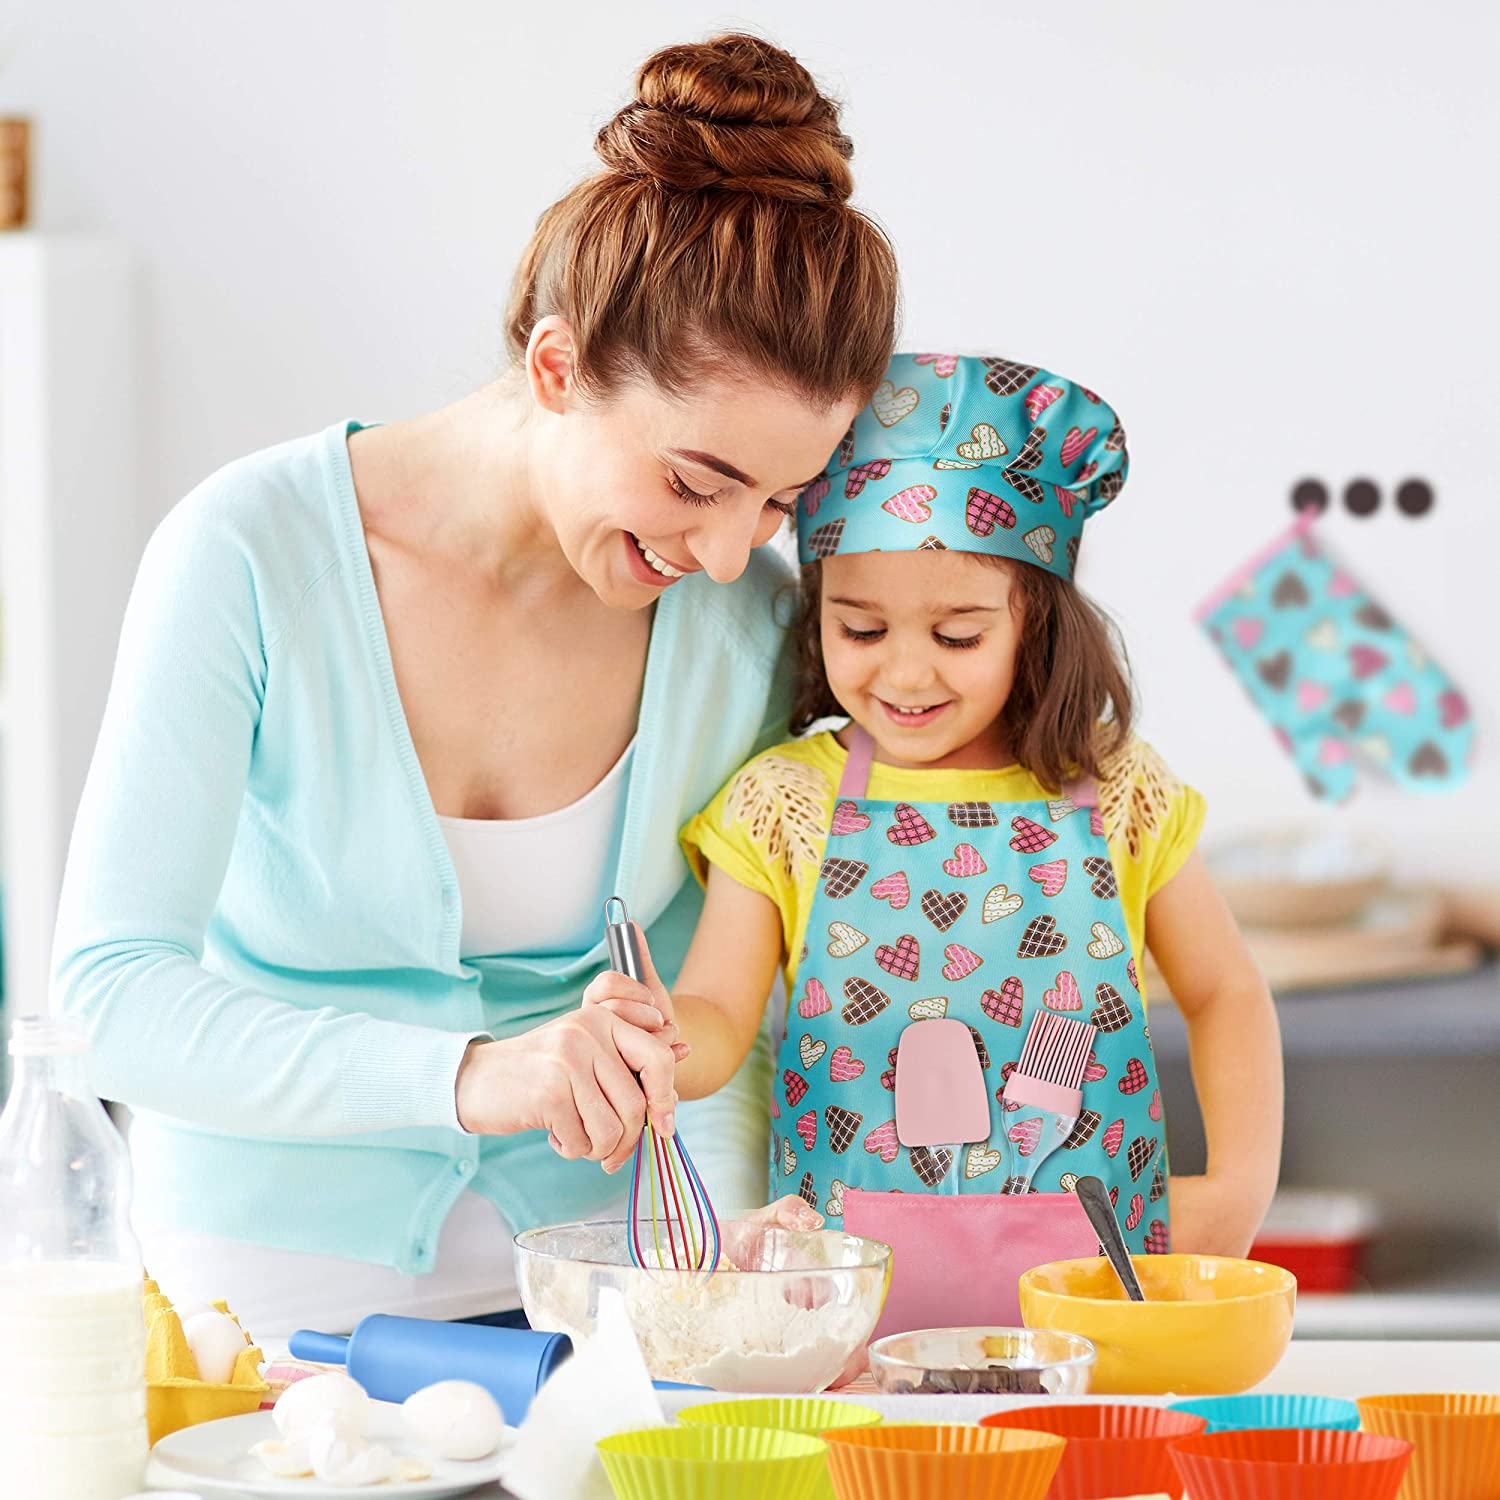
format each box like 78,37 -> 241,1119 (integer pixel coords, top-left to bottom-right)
134,743 -> 639,1334
438,740 -> 634,958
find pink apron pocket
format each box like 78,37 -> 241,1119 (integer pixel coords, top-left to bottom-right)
844,1188 -> 1099,1339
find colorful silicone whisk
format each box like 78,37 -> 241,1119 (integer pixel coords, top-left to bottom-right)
604,897 -> 721,1272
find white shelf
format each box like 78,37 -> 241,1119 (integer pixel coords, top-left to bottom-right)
1289,1241 -> 1500,1339
1149,964 -> 1500,1061
1297,1279 -> 1500,1339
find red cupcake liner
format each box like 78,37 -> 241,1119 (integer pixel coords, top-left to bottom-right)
1169,1427 -> 1412,1500
980,1403 -> 1207,1499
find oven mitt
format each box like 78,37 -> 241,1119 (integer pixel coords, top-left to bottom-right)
1197,516 -> 1475,801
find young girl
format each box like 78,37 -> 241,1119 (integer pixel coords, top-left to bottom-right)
589,353 -> 1282,1324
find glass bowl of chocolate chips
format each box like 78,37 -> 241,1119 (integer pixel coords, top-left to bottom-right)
868,1326 -> 1096,1396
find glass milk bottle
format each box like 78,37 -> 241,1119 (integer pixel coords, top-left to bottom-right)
0,1014 -> 147,1498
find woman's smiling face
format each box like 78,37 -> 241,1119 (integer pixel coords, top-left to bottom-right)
531,331 -> 858,608
819,549 -> 1027,770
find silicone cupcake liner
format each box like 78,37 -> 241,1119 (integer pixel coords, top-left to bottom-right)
823,1424 -> 1064,1500
677,1400 -> 884,1500
981,1403 -> 1207,1500
1169,1428 -> 1413,1500
1170,1393 -> 1362,1434
598,1426 -> 829,1500
1356,1393 -> 1500,1500
678,1397 -> 884,1434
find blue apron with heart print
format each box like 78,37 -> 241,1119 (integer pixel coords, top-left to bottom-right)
770,729 -> 1170,1289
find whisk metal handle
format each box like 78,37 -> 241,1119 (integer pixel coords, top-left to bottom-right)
604,896 -> 644,982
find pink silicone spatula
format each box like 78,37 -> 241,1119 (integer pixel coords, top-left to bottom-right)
894,1017 -> 990,1193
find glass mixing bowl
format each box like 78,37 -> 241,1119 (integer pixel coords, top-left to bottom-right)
514,1219 -> 892,1393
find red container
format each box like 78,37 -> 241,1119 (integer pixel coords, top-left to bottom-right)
1250,1190 -> 1380,1293
981,1403 -> 1208,1499
1248,1236 -> 1368,1292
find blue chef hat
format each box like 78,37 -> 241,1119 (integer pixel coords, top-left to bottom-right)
796,352 -> 1129,579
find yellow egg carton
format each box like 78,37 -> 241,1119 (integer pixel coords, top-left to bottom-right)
143,1276 -> 269,1444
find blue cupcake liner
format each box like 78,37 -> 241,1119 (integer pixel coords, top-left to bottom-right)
1168,1393 -> 1362,1434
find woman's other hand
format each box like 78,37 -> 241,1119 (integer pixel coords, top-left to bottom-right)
454,1007 -> 687,1172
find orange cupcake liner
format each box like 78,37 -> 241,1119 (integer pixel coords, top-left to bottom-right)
823,1424 -> 1064,1500
1356,1392 -> 1500,1500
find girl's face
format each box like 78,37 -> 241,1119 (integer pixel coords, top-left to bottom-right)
820,550 -> 1025,771
535,354 -> 858,609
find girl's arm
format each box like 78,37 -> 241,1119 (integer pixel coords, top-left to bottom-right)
583,864 -> 786,1102
670,866 -> 787,1100
1145,850 -> 1284,1256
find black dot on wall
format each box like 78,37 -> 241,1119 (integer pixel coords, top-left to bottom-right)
1291,478 -> 1329,515
1344,478 -> 1380,517
1395,478 -> 1435,517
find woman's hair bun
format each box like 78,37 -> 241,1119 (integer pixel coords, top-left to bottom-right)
595,33 -> 854,204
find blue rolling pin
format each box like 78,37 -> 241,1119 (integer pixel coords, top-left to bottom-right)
290,1315 -> 708,1422
291,1315 -> 571,1425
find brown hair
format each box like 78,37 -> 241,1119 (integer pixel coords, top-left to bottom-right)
505,33 -> 898,405
790,557 -> 1134,791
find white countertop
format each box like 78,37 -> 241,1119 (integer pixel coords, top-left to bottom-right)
485,1344 -> 1500,1499
652,1339 -> 1500,1426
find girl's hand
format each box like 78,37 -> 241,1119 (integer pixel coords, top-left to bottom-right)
581,923 -> 683,1048
453,1009 -> 688,1172
1166,1172 -> 1269,1258
746,1195 -> 825,1233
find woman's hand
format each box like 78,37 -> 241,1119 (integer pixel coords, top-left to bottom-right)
581,923 -> 680,1044
454,1008 -> 687,1173
1166,1172 -> 1269,1257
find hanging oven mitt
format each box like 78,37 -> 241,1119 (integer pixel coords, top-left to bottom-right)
1196,515 -> 1475,801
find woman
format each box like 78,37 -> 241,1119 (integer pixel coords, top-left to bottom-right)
52,33 -> 899,1336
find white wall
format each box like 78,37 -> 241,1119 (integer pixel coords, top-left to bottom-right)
8,0 -> 1498,872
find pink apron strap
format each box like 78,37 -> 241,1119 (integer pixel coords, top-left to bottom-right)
837,726 -> 878,800
1064,775 -> 1098,809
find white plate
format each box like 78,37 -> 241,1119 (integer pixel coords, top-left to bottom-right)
145,1406 -> 512,1499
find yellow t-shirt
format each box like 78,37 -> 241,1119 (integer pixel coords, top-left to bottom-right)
680,730 -> 1205,1006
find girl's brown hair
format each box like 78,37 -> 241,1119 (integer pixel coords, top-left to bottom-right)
790,558 -> 1134,791
506,33 -> 898,405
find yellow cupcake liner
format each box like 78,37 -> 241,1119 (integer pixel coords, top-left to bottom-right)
598,1425 -> 829,1500
1356,1392 -> 1500,1500
678,1397 -> 884,1433
143,1276 -> 269,1445
677,1400 -> 883,1500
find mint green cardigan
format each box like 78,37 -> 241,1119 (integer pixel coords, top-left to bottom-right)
52,422 -> 793,1275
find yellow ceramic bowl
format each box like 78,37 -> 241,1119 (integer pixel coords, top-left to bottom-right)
1018,1254 -> 1295,1395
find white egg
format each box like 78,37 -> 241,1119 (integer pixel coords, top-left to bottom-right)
271,1371 -> 370,1443
402,1379 -> 505,1460
181,1309 -> 250,1385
